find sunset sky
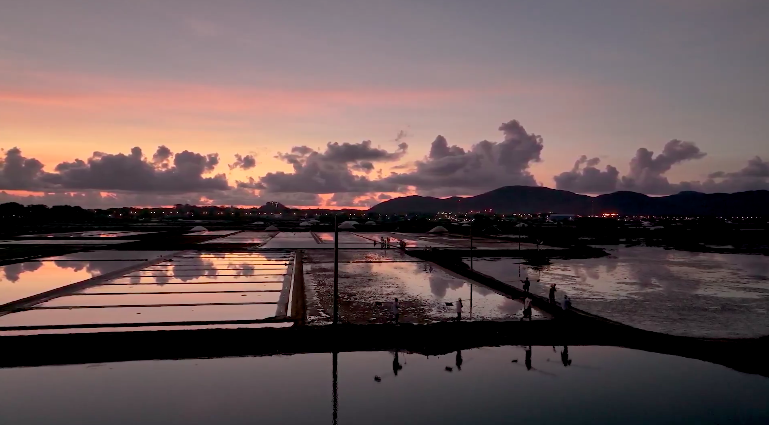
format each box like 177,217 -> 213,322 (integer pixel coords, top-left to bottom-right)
1,0 -> 768,208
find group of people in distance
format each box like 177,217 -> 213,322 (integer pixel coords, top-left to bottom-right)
376,236 -> 407,250
387,270 -> 572,325
520,276 -> 572,320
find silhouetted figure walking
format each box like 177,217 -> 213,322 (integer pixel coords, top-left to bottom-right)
561,346 -> 572,367
456,298 -> 463,322
522,277 -> 531,293
549,284 -> 557,304
456,350 -> 463,371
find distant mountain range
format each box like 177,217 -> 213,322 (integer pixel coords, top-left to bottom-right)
367,186 -> 769,216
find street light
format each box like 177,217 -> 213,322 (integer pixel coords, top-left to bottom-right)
333,213 -> 339,325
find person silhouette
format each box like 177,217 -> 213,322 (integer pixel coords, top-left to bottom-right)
392,298 -> 399,324
392,351 -> 403,376
522,277 -> 531,293
561,346 -> 572,367
525,346 -> 532,371
549,284 -> 557,304
522,297 -> 532,321
456,350 -> 463,371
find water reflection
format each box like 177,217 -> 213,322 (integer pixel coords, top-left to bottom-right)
471,247 -> 769,337
428,274 -> 463,298
305,261 -> 545,324
1,346 -> 768,425
2,261 -> 43,282
0,261 -> 136,305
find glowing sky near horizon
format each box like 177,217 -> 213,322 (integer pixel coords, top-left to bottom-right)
1,0 -> 768,207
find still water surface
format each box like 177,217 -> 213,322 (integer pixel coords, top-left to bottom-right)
469,246 -> 769,337
1,346 -> 767,425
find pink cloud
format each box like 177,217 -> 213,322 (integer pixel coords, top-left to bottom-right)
0,72 -> 483,119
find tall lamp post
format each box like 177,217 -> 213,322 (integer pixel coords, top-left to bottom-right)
333,213 -> 339,325
469,221 -> 473,271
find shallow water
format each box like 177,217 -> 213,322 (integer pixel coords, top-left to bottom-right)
18,231 -> 152,238
305,256 -> 548,324
199,231 -> 273,244
0,260 -> 141,304
468,246 -> 769,337
0,252 -> 292,330
0,346 -> 766,425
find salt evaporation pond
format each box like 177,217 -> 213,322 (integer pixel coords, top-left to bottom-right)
467,246 -> 769,337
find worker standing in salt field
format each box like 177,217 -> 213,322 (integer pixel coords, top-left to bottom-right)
549,284 -> 557,304
392,298 -> 399,324
456,298 -> 463,322
522,297 -> 532,320
521,277 -> 531,293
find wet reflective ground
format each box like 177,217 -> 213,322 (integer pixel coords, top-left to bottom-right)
305,250 -> 548,324
1,346 -> 767,425
0,260 -> 142,304
18,231 -> 153,238
469,246 -> 769,337
0,252 -> 294,331
199,231 -> 274,244
355,232 -> 563,250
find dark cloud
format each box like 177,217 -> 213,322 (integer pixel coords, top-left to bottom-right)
42,147 -> 228,193
695,156 -> 769,192
229,154 -> 256,170
554,140 -> 709,195
351,161 -> 375,173
377,193 -> 392,200
0,190 -> 204,208
323,140 -> 407,163
328,192 -> 379,208
554,156 -> 619,194
236,177 -> 266,190
386,120 -> 543,196
152,145 -> 172,168
395,130 -> 410,143
619,139 -> 706,194
0,147 -> 48,190
259,141 -> 404,194
0,187 -> 322,208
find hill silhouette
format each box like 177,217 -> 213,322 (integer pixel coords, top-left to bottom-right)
368,186 -> 769,216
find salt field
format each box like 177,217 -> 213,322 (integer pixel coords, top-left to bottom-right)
305,249 -> 549,324
199,231 -> 274,244
0,260 -> 142,304
0,252 -> 294,332
467,246 -> 769,337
